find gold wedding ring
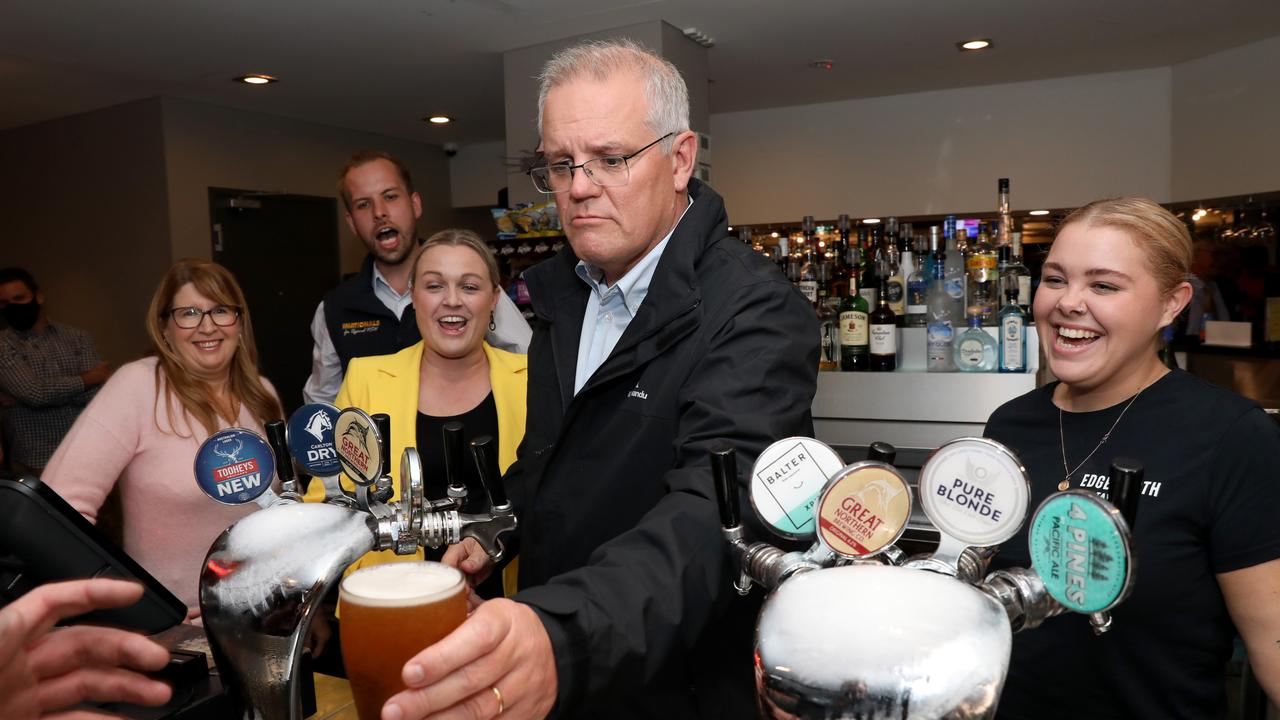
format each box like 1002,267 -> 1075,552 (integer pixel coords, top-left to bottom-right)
491,685 -> 505,715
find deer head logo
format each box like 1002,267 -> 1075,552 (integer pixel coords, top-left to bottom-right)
304,410 -> 333,442
213,438 -> 244,465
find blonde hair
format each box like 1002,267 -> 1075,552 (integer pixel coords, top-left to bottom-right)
1056,197 -> 1192,295
145,259 -> 282,437
413,229 -> 501,288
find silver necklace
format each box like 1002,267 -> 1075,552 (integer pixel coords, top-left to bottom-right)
1057,387 -> 1146,492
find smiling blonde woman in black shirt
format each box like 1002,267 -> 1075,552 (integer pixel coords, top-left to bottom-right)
985,197 -> 1280,719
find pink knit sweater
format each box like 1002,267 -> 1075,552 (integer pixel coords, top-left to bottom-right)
43,356 -> 277,610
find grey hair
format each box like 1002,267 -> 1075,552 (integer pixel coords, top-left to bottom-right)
536,38 -> 690,153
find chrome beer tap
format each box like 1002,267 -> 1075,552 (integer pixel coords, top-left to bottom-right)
713,439 -> 913,594
715,434 -> 1143,720
196,407 -> 519,720
983,457 -> 1143,635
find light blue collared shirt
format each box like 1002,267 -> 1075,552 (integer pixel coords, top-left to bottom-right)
573,200 -> 693,394
371,263 -> 413,318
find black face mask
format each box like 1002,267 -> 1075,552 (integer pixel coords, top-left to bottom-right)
1,301 -> 40,332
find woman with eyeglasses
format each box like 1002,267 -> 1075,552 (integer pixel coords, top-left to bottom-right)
43,258 -> 282,613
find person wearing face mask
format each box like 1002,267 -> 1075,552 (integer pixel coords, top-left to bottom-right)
41,259 -> 283,613
0,267 -> 111,475
304,229 -> 527,599
984,198 -> 1280,719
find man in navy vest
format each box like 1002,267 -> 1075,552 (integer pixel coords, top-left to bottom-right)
302,150 -> 530,404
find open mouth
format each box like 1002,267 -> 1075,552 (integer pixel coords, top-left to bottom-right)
1055,325 -> 1101,350
375,227 -> 400,247
194,339 -> 223,351
437,315 -> 468,335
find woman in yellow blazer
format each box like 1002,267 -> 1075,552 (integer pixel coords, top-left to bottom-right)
306,229 -> 527,596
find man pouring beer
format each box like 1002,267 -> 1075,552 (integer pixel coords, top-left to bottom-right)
376,39 -> 819,720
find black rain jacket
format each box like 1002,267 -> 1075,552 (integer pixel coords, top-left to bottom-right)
508,179 -> 819,718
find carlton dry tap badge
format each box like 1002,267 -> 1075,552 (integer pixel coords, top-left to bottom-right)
334,408 -> 382,486
1028,490 -> 1134,614
195,428 -> 276,505
287,403 -> 342,476
814,462 -> 912,559
749,437 -> 847,541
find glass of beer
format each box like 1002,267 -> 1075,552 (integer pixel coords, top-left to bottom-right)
339,561 -> 467,720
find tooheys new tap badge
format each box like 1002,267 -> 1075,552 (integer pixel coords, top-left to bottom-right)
194,428 -> 275,505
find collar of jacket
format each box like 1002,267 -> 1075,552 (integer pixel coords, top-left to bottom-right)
525,178 -> 725,404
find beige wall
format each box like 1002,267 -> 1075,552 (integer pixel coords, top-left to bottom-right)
0,99 -> 171,366
1172,34 -> 1280,201
0,97 -> 455,366
161,98 -> 454,274
449,140 -> 508,209
709,68 -> 1174,225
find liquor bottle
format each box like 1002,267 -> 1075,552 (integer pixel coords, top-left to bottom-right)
943,224 -> 967,328
905,234 -> 928,328
797,216 -> 819,307
926,235 -> 956,372
997,289 -> 1027,373
817,291 -> 840,372
954,315 -> 997,372
839,272 -> 870,371
885,234 -> 906,320
854,225 -> 870,295
966,226 -> 998,326
1001,231 -> 1033,312
830,215 -> 851,299
861,225 -> 882,310
869,279 -> 898,371
996,178 -> 1013,247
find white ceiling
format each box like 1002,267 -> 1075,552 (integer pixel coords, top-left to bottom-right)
3,0 -> 1279,146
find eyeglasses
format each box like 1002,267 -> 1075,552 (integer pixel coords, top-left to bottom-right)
529,132 -> 674,194
168,305 -> 241,329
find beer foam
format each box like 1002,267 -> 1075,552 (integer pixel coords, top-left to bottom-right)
757,565 -> 1011,717
341,562 -> 463,606
205,502 -> 375,615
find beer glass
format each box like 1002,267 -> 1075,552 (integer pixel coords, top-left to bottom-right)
339,561 -> 467,720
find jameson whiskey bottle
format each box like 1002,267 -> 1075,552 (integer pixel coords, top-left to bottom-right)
839,271 -> 870,371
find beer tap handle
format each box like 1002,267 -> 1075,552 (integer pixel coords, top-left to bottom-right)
371,413 -> 393,504
469,435 -> 508,510
442,421 -> 469,506
1109,458 -> 1143,531
264,420 -> 301,501
1086,458 -> 1143,635
711,446 -> 741,531
372,414 -> 392,478
710,445 -> 754,595
866,441 -> 896,465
